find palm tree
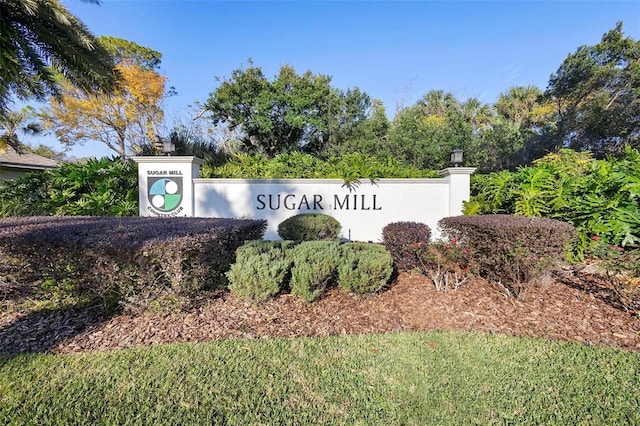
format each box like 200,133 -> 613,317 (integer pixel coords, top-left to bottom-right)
0,107 -> 41,151
0,0 -> 119,119
418,90 -> 459,118
495,86 -> 543,128
461,97 -> 494,133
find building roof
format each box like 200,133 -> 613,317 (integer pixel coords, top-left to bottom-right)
0,147 -> 59,170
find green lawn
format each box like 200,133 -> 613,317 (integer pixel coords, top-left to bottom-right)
1,330 -> 638,425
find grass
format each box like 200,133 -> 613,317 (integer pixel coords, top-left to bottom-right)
1,330 -> 638,425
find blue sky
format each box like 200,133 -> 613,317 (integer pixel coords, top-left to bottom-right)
23,0 -> 640,158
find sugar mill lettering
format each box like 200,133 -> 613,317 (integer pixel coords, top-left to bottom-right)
255,194 -> 382,211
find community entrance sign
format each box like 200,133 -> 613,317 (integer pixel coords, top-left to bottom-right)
133,156 -> 475,241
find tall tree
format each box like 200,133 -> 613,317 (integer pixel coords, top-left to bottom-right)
323,99 -> 390,158
40,38 -> 168,159
205,61 -> 372,157
0,106 -> 40,151
418,90 -> 459,118
98,35 -> 161,71
460,97 -> 493,134
476,85 -> 556,172
495,86 -> 545,128
388,90 -> 485,170
545,22 -> 640,156
0,0 -> 119,125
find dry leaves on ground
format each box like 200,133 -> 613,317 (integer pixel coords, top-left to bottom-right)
1,266 -> 638,356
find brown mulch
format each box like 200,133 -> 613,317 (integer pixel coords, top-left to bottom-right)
1,266 -> 639,356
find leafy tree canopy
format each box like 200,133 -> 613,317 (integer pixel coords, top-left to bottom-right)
546,21 -> 640,156
205,60 -> 373,157
476,85 -> 556,172
99,36 -> 162,70
40,37 -> 168,159
0,0 -> 119,126
388,90 -> 490,170
322,99 -> 391,159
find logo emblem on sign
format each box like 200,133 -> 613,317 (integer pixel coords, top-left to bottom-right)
148,177 -> 183,213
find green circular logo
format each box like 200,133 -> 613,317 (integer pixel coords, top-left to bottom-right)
148,177 -> 183,212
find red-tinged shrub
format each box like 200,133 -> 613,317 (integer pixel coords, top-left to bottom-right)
438,215 -> 575,297
0,216 -> 266,312
414,239 -> 475,291
381,221 -> 431,271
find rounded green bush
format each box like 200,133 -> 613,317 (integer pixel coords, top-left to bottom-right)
277,213 -> 341,241
289,241 -> 342,302
337,243 -> 394,294
226,240 -> 295,303
233,240 -> 296,259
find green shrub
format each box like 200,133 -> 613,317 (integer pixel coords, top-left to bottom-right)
277,213 -> 342,241
337,243 -> 394,294
0,157 -> 138,218
467,148 -> 640,260
439,215 -> 575,297
381,221 -> 432,271
232,240 -> 297,259
201,152 -> 440,179
226,240 -> 295,303
289,241 -> 342,302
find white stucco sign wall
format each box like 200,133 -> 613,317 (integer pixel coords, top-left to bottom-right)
133,156 -> 475,242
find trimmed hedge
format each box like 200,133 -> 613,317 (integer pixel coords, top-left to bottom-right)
438,215 -> 575,296
381,221 -> 432,271
277,213 -> 342,241
0,216 -> 266,311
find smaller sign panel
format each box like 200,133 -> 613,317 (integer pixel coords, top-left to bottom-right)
133,156 -> 203,217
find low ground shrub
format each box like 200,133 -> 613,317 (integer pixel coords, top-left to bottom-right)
289,241 -> 342,302
337,243 -> 393,294
277,213 -> 342,241
226,240 -> 295,303
586,241 -> 640,314
415,240 -> 474,291
226,240 -> 394,302
230,240 -> 297,259
438,215 -> 575,297
381,221 -> 432,271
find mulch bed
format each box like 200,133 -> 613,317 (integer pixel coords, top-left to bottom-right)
1,266 -> 639,356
